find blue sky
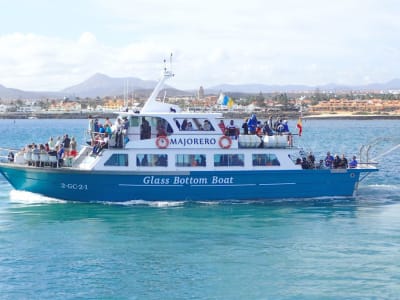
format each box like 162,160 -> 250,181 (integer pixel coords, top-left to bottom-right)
0,0 -> 400,91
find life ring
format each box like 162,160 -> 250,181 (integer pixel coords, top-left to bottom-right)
156,136 -> 169,149
218,136 -> 232,149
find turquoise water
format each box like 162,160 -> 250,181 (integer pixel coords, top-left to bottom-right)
0,119 -> 400,299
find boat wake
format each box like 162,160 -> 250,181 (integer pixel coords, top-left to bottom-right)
9,190 -> 66,205
7,183 -> 398,207
356,184 -> 400,204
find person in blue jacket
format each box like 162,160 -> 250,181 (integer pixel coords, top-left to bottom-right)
247,113 -> 258,134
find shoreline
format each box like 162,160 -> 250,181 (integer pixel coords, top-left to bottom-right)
0,111 -> 399,120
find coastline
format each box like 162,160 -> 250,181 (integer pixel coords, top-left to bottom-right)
1,111 -> 400,120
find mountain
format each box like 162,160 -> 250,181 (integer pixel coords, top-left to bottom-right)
2,75 -> 400,100
61,73 -> 162,98
207,79 -> 400,93
0,84 -> 62,100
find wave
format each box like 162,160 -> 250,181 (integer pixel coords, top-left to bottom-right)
9,190 -> 66,205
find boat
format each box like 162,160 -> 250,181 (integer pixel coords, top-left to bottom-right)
0,61 -> 378,203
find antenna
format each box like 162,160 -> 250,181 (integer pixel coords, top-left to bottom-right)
169,53 -> 173,72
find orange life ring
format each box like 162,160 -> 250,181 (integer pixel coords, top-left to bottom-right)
218,136 -> 232,149
156,136 -> 169,149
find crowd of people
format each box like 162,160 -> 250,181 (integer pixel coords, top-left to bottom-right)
296,151 -> 358,169
11,134 -> 78,167
217,114 -> 291,140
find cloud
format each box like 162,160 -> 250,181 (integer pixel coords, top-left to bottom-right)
0,0 -> 400,91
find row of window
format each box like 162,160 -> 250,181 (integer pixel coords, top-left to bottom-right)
104,153 -> 281,167
127,115 -> 216,134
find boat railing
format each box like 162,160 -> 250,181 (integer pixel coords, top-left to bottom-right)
359,137 -> 400,166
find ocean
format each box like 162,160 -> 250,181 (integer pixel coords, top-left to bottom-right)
0,118 -> 399,299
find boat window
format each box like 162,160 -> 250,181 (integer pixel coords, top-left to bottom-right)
174,118 -> 214,131
136,154 -> 168,167
155,117 -> 173,136
252,154 -> 280,166
214,154 -> 244,167
129,116 -> 140,127
104,154 -> 129,167
176,154 -> 206,167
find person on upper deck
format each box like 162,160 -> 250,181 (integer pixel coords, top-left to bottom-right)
227,120 -> 238,139
242,119 -> 249,135
218,120 -> 226,133
262,122 -> 273,136
247,114 -> 258,134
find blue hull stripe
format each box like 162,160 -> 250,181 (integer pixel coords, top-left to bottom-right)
0,163 -> 377,202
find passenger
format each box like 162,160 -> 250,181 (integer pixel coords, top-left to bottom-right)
57,144 -> 65,167
141,154 -> 148,166
339,154 -> 348,168
32,144 -> 41,167
8,151 -> 14,162
181,119 -> 188,131
349,155 -> 358,168
98,124 -> 105,135
175,119 -> 181,130
123,117 -> 129,132
48,137 -> 55,150
157,126 -> 167,136
262,122 -> 273,136
70,137 -> 77,157
333,154 -> 342,168
247,114 -> 258,134
282,120 -> 289,133
255,123 -> 262,137
104,117 -> 112,127
218,120 -> 225,133
140,117 -> 151,139
267,116 -> 273,129
88,115 -> 94,135
316,159 -> 324,169
54,136 -> 62,149
227,120 -> 237,139
242,118 -> 249,135
295,158 -> 302,165
94,118 -> 99,133
44,143 -> 50,152
301,157 -> 310,169
203,120 -> 211,131
307,152 -> 315,168
62,134 -> 71,156
324,151 -> 334,168
114,118 -> 123,147
276,119 -> 285,133
186,122 -> 193,131
104,123 -> 112,138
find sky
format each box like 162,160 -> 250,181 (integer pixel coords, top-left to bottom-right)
0,0 -> 399,91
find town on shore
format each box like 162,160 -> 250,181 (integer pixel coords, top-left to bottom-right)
1,86 -> 400,119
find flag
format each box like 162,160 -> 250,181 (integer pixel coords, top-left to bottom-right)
217,93 -> 225,105
222,95 -> 229,106
227,97 -> 234,109
297,117 -> 303,136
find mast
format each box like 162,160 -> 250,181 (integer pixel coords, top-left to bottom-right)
141,54 -> 180,113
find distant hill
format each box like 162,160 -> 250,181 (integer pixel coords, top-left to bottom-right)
207,79 -> 400,93
61,73 -> 161,98
2,75 -> 400,100
0,84 -> 62,100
